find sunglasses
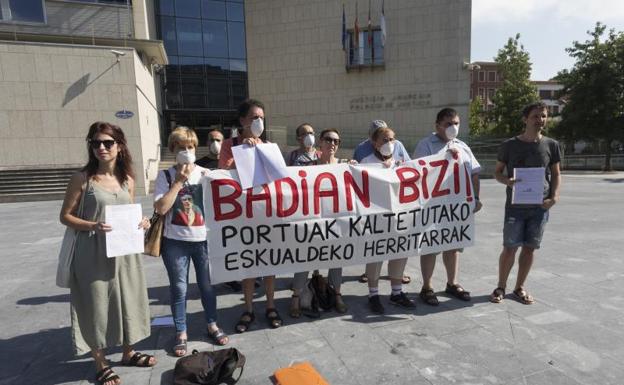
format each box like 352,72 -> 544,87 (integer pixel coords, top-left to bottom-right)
322,137 -> 340,145
89,139 -> 116,150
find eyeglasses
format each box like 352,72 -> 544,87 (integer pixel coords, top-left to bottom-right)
89,139 -> 116,150
322,137 -> 341,145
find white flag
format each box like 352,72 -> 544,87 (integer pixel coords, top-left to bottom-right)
380,0 -> 386,47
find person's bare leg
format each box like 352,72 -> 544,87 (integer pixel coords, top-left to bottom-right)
498,247 -> 518,288
242,278 -> 255,312
92,349 -> 120,385
514,246 -> 535,290
420,254 -> 436,289
442,250 -> 459,286
264,275 -> 276,309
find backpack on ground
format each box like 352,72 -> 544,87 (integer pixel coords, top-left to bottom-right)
173,348 -> 245,385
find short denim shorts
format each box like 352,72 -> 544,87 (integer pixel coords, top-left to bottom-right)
503,206 -> 549,249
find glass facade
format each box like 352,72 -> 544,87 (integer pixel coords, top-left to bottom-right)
156,0 -> 247,141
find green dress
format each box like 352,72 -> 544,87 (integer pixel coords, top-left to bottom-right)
70,180 -> 150,355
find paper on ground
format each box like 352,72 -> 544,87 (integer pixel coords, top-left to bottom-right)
151,316 -> 174,327
105,203 -> 144,257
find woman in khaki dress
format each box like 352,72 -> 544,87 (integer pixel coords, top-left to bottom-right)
60,122 -> 154,385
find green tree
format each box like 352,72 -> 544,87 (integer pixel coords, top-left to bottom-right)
468,97 -> 488,136
489,34 -> 540,135
554,23 -> 624,171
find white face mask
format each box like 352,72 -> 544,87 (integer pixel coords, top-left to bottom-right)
209,140 -> 221,155
303,133 -> 315,148
379,141 -> 395,157
176,149 -> 196,165
250,118 -> 264,138
445,124 -> 459,140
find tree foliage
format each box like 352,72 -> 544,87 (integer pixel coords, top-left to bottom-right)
489,34 -> 540,136
554,23 -> 624,170
468,97 -> 488,136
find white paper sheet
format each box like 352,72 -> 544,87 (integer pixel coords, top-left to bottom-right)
105,204 -> 144,258
512,167 -> 545,205
232,142 -> 288,189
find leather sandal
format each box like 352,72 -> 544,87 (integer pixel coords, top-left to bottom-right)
96,366 -> 120,385
266,308 -> 283,329
490,287 -> 505,303
445,283 -> 471,301
419,287 -> 439,306
122,352 -> 156,367
235,311 -> 255,333
172,337 -> 187,357
512,287 -> 534,305
207,327 -> 229,346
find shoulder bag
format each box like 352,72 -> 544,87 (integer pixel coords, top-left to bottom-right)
144,169 -> 171,257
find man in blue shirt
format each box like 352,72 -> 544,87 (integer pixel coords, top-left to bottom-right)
353,119 -> 411,162
353,119 -> 412,285
413,108 -> 482,306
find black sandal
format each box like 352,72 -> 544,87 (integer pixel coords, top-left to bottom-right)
490,287 -> 506,303
96,366 -> 120,385
419,287 -> 439,306
445,283 -> 471,301
122,352 -> 156,367
266,308 -> 283,329
235,311 -> 255,333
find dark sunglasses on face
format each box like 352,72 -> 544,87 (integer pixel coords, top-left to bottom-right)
322,137 -> 340,145
89,139 -> 116,150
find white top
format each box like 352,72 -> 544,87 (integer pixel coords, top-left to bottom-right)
154,166 -> 209,242
413,133 -> 481,175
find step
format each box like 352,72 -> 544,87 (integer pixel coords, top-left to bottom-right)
0,192 -> 66,203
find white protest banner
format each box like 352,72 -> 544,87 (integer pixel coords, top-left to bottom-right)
202,151 -> 476,284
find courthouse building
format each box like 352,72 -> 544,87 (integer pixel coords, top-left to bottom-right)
0,0 -> 471,201
0,0 -> 166,200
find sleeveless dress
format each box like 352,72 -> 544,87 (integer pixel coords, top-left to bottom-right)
69,180 -> 150,355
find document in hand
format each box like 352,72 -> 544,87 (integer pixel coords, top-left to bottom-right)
231,142 -> 289,189
512,167 -> 545,205
105,203 -> 145,257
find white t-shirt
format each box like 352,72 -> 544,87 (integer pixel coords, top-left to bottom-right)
154,166 -> 209,242
361,152 -> 399,166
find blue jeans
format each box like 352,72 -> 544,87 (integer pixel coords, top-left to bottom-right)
161,237 -> 217,332
503,207 -> 549,249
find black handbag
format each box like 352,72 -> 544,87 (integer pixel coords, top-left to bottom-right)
174,349 -> 246,385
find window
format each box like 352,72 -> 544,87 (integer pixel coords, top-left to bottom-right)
552,105 -> 560,115
488,71 -> 496,82
0,0 -> 45,23
160,16 -> 178,56
202,20 -> 228,58
202,0 -> 226,20
226,2 -> 244,22
539,90 -> 552,99
175,0 -> 201,19
177,18 -> 203,56
346,28 -> 384,68
227,21 -> 246,59
487,88 -> 495,101
478,71 -> 485,82
478,88 -> 485,99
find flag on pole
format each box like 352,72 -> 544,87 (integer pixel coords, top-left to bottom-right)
342,4 -> 346,51
354,1 -> 360,48
368,0 -> 372,45
380,0 -> 386,47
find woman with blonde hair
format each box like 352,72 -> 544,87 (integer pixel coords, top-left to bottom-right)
60,122 -> 154,385
154,126 -> 228,357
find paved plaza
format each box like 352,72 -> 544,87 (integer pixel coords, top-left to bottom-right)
1,172 -> 623,385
